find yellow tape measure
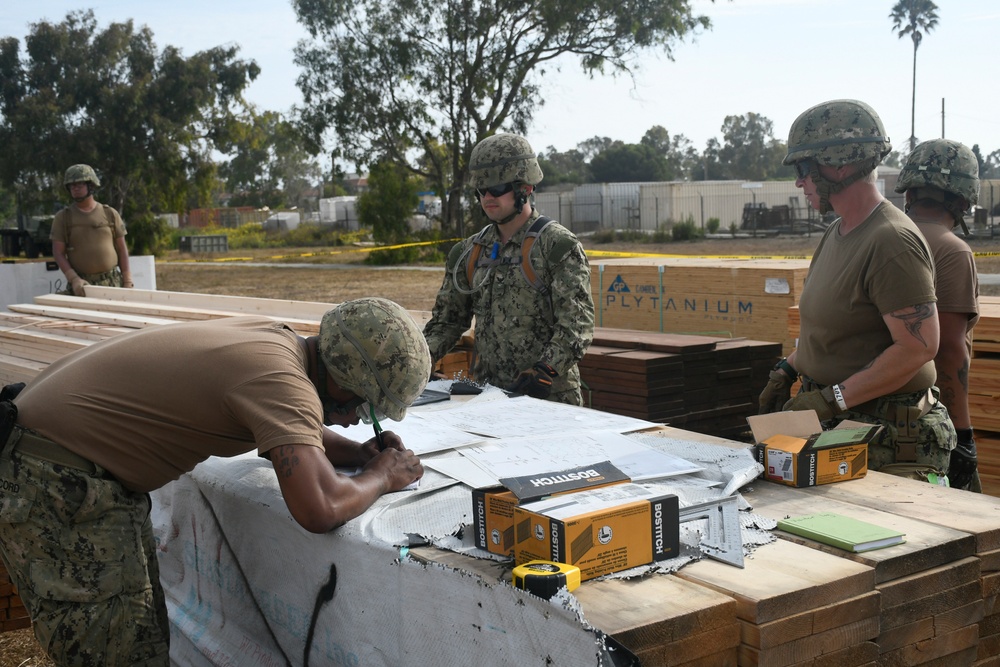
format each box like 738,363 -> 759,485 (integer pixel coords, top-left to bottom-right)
512,560 -> 581,599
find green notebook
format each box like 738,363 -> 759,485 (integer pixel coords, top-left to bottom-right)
777,512 -> 905,553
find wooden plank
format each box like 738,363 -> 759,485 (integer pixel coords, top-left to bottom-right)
742,482 -> 976,584
737,616 -> 878,667
7,304 -> 178,329
877,624 -> 979,666
674,539 -> 875,625
798,471 -> 1000,553
740,591 -> 880,650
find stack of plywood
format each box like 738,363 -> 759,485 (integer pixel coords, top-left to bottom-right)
589,257 -> 810,357
579,328 -> 780,440
674,539 -> 881,666
744,481 -> 982,666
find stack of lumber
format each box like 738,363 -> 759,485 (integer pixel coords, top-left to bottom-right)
743,480 -> 982,666
789,297 -> 1000,497
579,328 -> 781,440
589,257 -> 811,357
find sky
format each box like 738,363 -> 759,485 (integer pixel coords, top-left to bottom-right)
4,0 -> 1000,165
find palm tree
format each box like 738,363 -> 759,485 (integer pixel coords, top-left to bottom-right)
890,0 -> 940,152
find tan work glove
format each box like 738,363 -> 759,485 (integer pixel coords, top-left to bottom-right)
122,271 -> 134,288
783,386 -> 843,422
65,271 -> 89,297
758,359 -> 796,414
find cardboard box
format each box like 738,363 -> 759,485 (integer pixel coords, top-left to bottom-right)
747,411 -> 882,488
472,461 -> 629,556
513,483 -> 679,581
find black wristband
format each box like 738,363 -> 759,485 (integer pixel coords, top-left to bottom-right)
776,358 -> 797,380
956,428 -> 974,444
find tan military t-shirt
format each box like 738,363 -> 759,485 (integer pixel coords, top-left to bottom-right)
50,202 -> 127,274
917,220 -> 980,355
14,317 -> 324,492
795,202 -> 937,391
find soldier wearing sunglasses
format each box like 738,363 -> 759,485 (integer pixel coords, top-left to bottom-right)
424,133 -> 595,405
758,99 -> 956,486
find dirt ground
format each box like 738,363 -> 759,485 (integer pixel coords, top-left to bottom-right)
152,233 -> 1000,305
4,231 -> 1000,666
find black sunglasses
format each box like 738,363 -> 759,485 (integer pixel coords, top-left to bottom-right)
476,182 -> 515,198
793,160 -> 816,179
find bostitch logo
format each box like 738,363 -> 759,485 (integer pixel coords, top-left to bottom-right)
809,454 -> 816,486
551,522 -> 561,556
653,501 -> 665,556
476,498 -> 486,546
529,469 -> 602,488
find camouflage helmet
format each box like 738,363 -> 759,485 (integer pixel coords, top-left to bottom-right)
895,138 -> 979,206
783,99 -> 892,167
468,133 -> 543,189
318,297 -> 430,422
63,164 -> 101,187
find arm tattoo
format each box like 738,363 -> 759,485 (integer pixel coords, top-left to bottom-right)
275,445 -> 301,478
889,303 -> 934,347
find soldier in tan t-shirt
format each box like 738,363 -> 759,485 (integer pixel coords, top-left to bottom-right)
758,99 -> 956,483
895,138 -> 982,491
0,298 -> 431,666
50,164 -> 132,296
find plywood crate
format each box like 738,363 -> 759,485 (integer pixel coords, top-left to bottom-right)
590,258 -> 810,357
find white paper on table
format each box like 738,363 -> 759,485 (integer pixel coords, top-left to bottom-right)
416,394 -> 658,438
421,455 -> 499,489
330,412 -> 488,455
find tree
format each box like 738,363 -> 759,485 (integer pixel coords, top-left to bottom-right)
890,0 -> 939,152
716,113 -> 787,180
640,125 -> 699,180
356,160 -> 420,243
0,11 -> 260,221
222,111 -> 321,210
292,0 -> 711,235
589,143 -> 668,182
537,146 -> 590,186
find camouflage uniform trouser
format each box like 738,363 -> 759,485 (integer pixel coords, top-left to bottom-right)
830,387 -> 957,483
0,427 -> 169,666
59,267 -> 124,295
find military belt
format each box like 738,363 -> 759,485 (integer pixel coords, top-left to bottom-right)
5,425 -> 98,474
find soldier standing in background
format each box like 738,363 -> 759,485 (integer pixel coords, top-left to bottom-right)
895,138 -> 982,491
51,164 -> 133,296
758,99 -> 957,483
423,133 -> 595,405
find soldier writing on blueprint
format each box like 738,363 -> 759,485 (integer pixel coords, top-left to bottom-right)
423,133 -> 595,405
757,99 -> 957,484
0,297 -> 429,666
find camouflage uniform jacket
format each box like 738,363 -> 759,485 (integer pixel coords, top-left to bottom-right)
424,210 -> 595,401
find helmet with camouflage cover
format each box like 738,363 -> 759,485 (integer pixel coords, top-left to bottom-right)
784,99 -> 892,167
896,139 -> 979,232
784,100 -> 891,214
468,133 -> 543,190
895,139 -> 979,205
318,297 -> 431,422
63,164 -> 101,187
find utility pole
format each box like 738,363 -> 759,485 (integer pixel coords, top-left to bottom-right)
941,98 -> 945,138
